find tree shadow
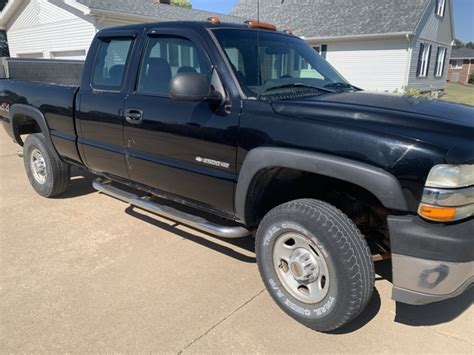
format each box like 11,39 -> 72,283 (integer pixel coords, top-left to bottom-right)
395,286 -> 473,326
125,205 -> 256,263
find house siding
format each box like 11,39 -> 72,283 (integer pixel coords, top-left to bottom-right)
311,38 -> 409,92
6,0 -> 96,59
418,0 -> 453,45
407,39 -> 452,92
406,0 -> 453,91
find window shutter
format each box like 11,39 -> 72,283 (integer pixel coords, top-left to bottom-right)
441,48 -> 447,76
434,47 -> 441,76
321,44 -> 327,59
417,43 -> 424,77
425,45 -> 432,76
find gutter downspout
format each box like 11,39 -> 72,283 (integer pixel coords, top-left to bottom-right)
94,14 -> 106,32
403,33 -> 414,91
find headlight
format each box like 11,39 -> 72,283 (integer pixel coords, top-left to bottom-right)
426,164 -> 474,188
419,164 -> 474,222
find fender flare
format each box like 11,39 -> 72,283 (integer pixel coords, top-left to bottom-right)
235,148 -> 409,224
9,104 -> 58,156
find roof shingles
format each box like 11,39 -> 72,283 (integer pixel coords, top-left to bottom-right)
230,0 -> 430,38
450,48 -> 474,59
76,0 -> 243,23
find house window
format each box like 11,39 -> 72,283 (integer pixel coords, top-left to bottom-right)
51,50 -> 86,59
434,47 -> 447,77
436,0 -> 446,17
313,45 -> 327,59
451,60 -> 463,69
17,52 -> 43,58
417,43 -> 432,78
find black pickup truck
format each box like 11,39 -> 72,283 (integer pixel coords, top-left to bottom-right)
1,20 -> 473,332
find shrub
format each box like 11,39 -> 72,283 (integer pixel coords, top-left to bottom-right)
469,72 -> 474,85
403,87 -> 422,96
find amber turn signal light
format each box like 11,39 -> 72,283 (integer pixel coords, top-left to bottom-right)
245,20 -> 277,31
207,16 -> 221,24
418,203 -> 457,222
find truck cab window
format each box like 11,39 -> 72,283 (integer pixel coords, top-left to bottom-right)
137,36 -> 209,95
92,38 -> 133,90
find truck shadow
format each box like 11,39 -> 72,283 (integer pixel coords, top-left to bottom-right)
56,167 -> 97,199
372,259 -> 473,329
395,286 -> 473,326
125,205 -> 256,264
329,288 -> 382,334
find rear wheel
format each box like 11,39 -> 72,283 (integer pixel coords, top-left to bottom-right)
256,198 -> 374,331
23,133 -> 70,197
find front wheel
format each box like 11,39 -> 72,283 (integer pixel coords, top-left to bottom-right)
256,199 -> 374,332
23,133 -> 70,197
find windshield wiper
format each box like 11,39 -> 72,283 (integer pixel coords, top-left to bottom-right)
263,83 -> 335,94
324,82 -> 362,91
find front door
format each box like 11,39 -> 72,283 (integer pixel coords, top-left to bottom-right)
123,31 -> 239,214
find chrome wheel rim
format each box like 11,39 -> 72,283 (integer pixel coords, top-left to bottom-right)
30,148 -> 47,184
272,232 -> 330,304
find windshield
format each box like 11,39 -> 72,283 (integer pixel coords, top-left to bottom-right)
212,29 -> 349,98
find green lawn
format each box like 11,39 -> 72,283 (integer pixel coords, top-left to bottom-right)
441,82 -> 474,106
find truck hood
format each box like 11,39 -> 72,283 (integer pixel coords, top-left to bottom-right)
270,91 -> 474,163
272,91 -> 474,127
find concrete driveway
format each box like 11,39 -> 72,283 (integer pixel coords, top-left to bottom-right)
1,129 -> 473,353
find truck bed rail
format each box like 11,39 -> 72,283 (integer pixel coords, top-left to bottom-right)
0,57 -> 83,86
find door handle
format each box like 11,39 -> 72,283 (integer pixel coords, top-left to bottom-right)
125,108 -> 143,124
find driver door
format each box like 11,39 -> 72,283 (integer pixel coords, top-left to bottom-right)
123,30 -> 239,214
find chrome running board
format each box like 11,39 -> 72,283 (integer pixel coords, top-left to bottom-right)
93,178 -> 250,239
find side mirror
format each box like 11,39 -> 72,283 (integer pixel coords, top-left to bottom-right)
169,72 -> 222,104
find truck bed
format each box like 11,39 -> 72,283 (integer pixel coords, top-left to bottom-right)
1,58 -> 84,86
0,78 -> 80,163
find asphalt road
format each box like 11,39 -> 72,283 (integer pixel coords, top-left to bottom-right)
1,129 -> 473,353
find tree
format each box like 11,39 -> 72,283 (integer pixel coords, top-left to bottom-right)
171,0 -> 192,9
453,39 -> 464,48
465,41 -> 474,49
453,39 -> 474,49
0,31 -> 9,57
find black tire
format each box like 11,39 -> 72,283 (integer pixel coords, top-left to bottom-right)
23,133 -> 70,197
256,198 -> 374,332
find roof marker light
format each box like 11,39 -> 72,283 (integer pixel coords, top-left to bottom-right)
207,16 -> 221,24
245,20 -> 277,31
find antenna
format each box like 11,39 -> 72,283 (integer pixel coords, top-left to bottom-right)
256,0 -> 261,99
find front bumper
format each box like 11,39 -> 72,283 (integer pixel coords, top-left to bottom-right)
388,215 -> 474,305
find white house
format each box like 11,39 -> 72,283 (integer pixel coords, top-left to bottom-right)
0,0 -> 241,60
231,0 -> 455,92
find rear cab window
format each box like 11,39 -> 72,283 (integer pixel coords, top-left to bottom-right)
91,38 -> 133,90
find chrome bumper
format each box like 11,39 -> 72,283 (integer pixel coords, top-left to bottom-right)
392,254 -> 474,305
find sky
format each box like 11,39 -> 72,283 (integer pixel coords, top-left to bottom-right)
191,0 -> 474,42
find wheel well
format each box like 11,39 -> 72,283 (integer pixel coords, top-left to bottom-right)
12,114 -> 42,146
244,168 -> 391,240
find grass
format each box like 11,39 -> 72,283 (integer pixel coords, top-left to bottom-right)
440,82 -> 474,106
